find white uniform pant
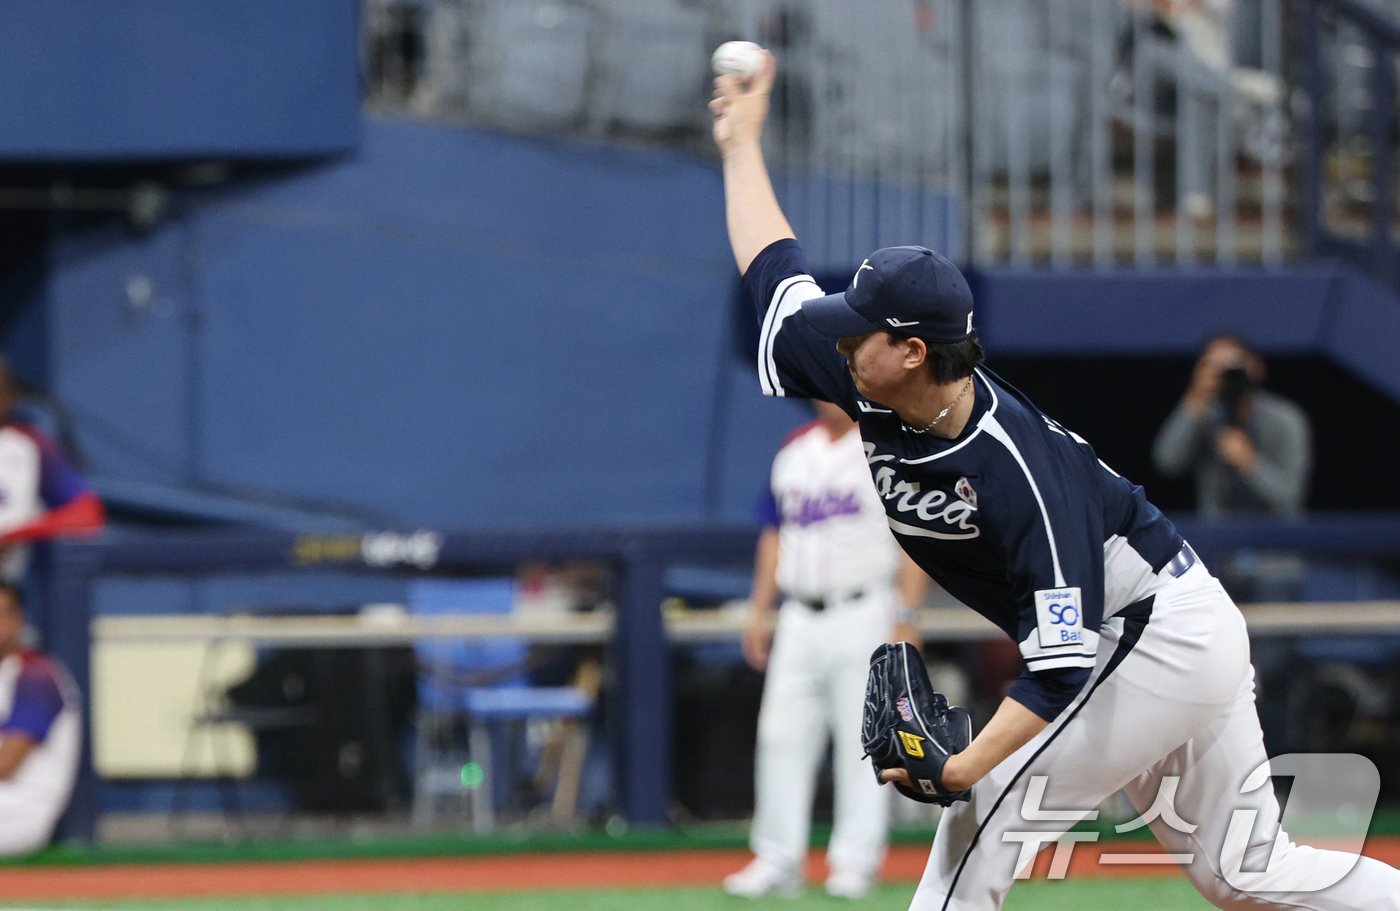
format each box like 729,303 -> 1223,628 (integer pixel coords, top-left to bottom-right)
912,562 -> 1400,911
751,590 -> 894,879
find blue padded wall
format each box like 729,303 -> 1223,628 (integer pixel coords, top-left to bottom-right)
0,0 -> 360,160
48,221 -> 197,481
46,119 -> 803,526
970,268 -> 1337,354
1322,268 -> 1400,402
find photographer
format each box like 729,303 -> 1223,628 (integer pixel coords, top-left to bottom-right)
1153,334 -> 1312,518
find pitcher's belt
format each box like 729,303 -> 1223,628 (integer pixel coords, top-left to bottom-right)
1164,543 -> 1197,579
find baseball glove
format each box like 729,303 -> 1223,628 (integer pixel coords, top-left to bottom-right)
862,641 -> 973,806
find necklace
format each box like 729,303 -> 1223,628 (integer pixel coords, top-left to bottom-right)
908,376 -> 974,435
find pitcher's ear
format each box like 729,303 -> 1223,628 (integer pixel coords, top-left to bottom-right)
903,336 -> 929,371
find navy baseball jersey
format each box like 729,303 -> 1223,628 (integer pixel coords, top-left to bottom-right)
746,239 -> 1185,720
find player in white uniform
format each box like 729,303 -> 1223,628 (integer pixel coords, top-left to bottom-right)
726,399 -> 926,900
0,359 -> 106,581
711,51 -> 1400,911
0,583 -> 81,856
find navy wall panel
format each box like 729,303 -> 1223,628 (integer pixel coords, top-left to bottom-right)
47,220 -> 195,482
47,120 -> 799,526
1322,269 -> 1400,402
969,268 -> 1338,355
968,264 -> 1400,403
712,362 -> 814,518
0,0 -> 360,160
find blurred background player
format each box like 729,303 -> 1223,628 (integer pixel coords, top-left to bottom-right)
0,357 -> 105,582
724,399 -> 925,900
0,582 -> 82,856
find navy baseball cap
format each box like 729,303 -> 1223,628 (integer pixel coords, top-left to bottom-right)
801,246 -> 974,343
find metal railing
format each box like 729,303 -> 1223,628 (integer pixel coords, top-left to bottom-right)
49,524 -> 762,839
1298,0 -> 1400,289
363,0 -> 1317,270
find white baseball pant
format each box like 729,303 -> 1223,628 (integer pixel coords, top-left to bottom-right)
912,560 -> 1400,911
750,588 -> 895,880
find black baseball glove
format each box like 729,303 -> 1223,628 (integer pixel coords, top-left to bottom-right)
862,641 -> 973,806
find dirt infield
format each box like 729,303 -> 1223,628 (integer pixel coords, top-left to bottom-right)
3,839 -> 1398,901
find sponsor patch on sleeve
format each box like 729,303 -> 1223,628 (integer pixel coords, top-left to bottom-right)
1034,587 -> 1084,649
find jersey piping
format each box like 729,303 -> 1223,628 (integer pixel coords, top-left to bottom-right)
899,369 -> 1000,464
759,275 -> 818,397
980,414 -> 1067,588
937,599 -> 1155,911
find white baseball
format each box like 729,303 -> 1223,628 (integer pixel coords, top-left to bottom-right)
711,41 -> 765,78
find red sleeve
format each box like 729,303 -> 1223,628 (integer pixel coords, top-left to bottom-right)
0,490 -> 105,544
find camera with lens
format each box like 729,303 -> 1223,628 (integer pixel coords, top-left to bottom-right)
1217,366 -> 1255,425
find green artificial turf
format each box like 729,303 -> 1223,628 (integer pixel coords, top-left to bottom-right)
2,824 -> 753,868
16,807 -> 1400,869
8,878 -> 1219,911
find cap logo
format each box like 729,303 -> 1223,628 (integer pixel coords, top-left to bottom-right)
852,259 -> 874,287
966,311 -> 973,334
886,317 -> 919,328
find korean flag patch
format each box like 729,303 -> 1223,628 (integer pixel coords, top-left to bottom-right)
1034,587 -> 1084,649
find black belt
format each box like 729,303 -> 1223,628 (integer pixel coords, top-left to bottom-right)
789,588 -> 867,612
1164,543 -> 1198,579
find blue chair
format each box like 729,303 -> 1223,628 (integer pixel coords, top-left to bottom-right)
408,578 -> 595,831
